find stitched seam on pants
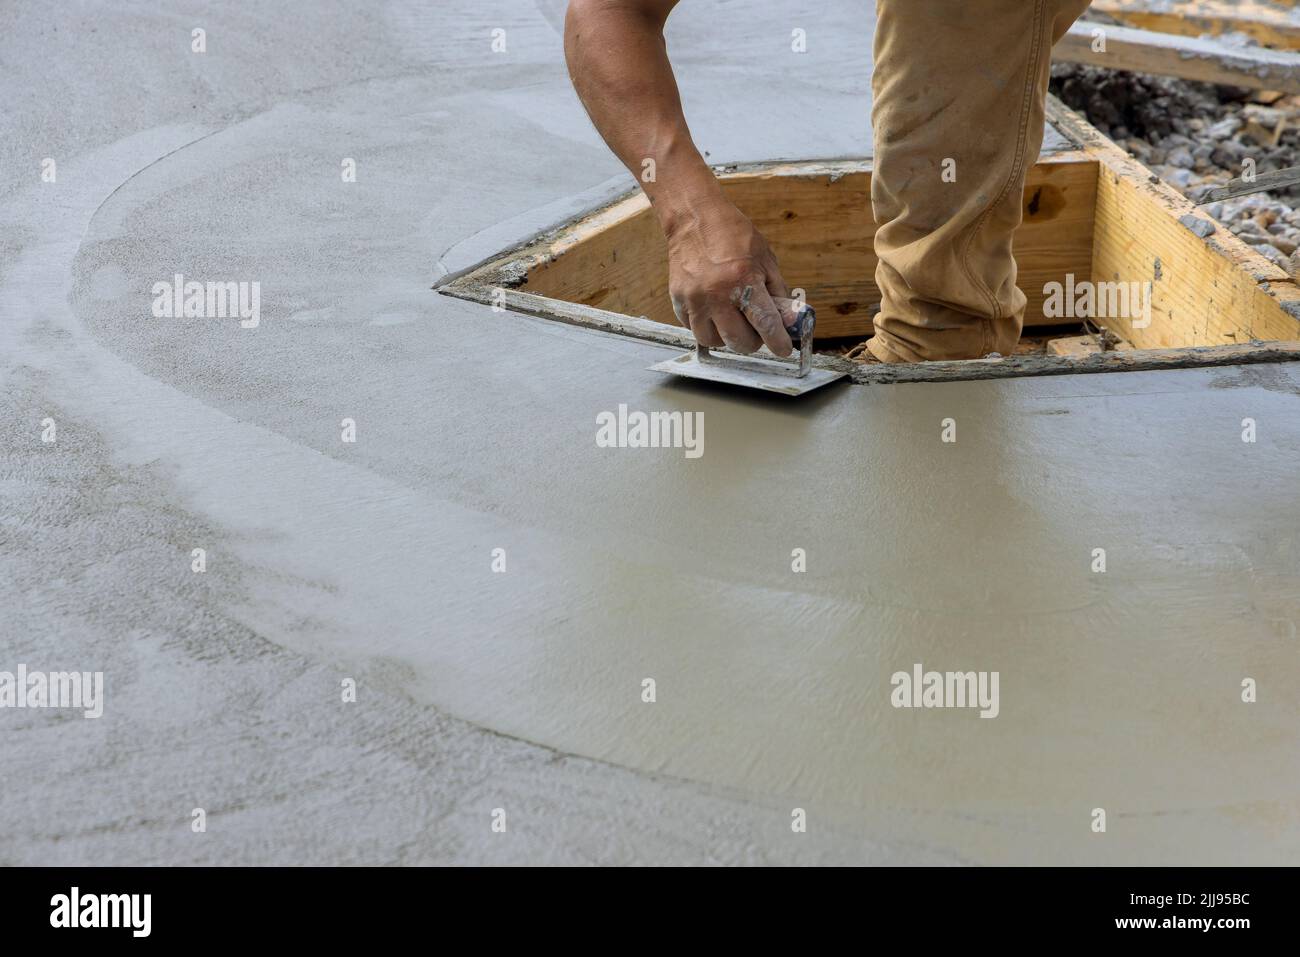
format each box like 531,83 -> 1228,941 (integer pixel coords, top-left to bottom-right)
958,0 -> 1047,353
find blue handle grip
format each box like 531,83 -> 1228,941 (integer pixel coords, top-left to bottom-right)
783,301 -> 815,343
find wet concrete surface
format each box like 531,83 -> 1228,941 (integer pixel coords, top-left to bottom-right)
3,0 -> 1299,865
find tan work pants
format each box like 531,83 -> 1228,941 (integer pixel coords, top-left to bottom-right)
866,0 -> 1093,363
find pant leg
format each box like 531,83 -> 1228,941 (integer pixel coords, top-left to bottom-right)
866,0 -> 1092,363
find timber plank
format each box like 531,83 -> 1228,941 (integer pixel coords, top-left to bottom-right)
1047,96 -> 1300,350
1090,0 -> 1300,51
517,156 -> 1096,338
1056,19 -> 1300,92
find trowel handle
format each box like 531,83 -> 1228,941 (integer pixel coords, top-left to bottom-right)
776,297 -> 815,346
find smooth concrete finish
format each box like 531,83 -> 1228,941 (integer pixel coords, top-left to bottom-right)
3,0 -> 1298,865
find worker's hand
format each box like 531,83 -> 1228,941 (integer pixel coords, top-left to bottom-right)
665,199 -> 794,357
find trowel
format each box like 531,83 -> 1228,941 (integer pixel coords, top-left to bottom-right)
648,295 -> 847,397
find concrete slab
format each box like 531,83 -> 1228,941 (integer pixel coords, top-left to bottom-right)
3,0 -> 1298,865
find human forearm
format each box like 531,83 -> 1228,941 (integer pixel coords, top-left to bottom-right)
564,0 -> 793,357
563,0 -> 724,236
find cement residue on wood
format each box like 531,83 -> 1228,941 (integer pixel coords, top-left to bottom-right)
1052,62 -> 1300,275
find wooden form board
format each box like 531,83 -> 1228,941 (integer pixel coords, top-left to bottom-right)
444,278 -> 1300,385
1047,96 -> 1300,350
1090,0 -> 1300,51
1055,19 -> 1300,93
439,104 -> 1300,383
517,156 -> 1098,340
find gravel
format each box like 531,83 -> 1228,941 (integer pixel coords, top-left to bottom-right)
1051,55 -> 1300,278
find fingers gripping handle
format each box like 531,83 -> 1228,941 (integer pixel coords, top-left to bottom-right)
778,297 -> 815,349
774,296 -> 815,377
697,294 -> 816,379
734,286 -> 815,348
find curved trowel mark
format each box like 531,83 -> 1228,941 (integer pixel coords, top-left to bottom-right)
0,124 -> 213,385
8,126 -> 850,822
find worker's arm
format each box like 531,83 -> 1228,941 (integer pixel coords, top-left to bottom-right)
564,0 -> 793,356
